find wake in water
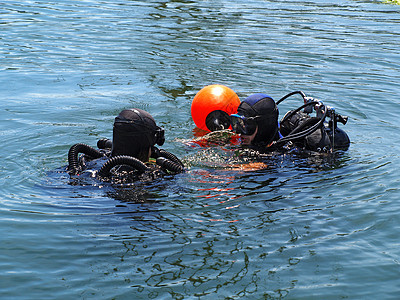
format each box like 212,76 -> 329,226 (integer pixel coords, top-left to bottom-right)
180,128 -> 349,173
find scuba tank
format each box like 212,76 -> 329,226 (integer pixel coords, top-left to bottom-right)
276,91 -> 350,152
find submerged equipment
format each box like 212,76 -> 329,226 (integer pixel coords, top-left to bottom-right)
191,84 -> 240,132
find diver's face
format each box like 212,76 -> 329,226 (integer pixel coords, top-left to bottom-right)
240,126 -> 258,145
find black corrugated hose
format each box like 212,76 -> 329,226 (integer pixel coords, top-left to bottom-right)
68,143 -> 104,175
97,155 -> 149,178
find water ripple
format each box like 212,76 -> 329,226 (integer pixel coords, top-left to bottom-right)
1,0 -> 400,299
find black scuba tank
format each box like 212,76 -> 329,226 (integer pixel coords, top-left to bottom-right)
280,111 -> 331,152
326,127 -> 350,151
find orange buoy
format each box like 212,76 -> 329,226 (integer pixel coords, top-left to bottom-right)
191,84 -> 240,131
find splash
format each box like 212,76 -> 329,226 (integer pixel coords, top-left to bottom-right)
178,129 -> 240,148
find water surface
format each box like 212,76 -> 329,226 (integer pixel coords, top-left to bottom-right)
1,0 -> 400,299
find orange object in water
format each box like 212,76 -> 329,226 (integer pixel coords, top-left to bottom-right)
191,84 -> 240,131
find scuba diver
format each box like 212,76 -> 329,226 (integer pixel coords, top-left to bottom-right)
229,91 -> 350,153
230,93 -> 280,148
189,85 -> 349,153
66,108 -> 184,184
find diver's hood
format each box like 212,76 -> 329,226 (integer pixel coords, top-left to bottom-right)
237,93 -> 279,145
111,108 -> 164,159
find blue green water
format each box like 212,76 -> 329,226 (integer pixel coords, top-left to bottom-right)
1,0 -> 400,299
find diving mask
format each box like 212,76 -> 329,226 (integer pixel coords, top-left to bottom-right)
229,114 -> 260,136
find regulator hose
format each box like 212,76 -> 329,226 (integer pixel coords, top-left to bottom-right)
151,147 -> 185,173
156,157 -> 184,174
158,149 -> 185,168
97,155 -> 149,178
288,117 -> 321,135
68,143 -> 104,175
280,101 -> 320,125
274,107 -> 328,146
276,90 -> 306,105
